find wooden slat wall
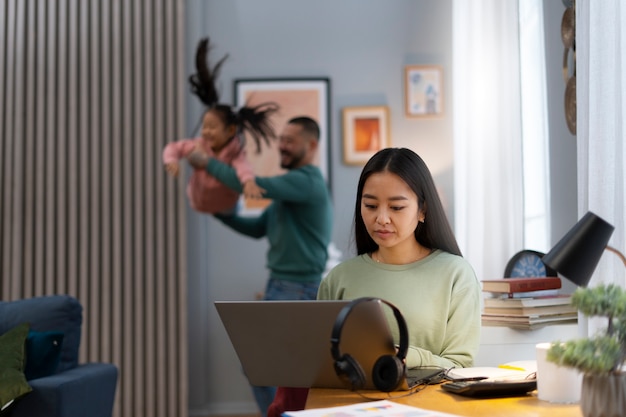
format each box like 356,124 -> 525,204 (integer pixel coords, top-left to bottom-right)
0,1 -> 188,417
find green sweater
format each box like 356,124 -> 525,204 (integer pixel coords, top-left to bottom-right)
317,250 -> 481,369
208,158 -> 333,282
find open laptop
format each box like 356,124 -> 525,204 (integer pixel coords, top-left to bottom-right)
215,299 -> 445,391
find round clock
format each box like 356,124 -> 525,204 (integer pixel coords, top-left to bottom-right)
504,250 -> 557,278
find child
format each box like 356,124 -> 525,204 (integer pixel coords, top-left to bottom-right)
163,37 -> 278,214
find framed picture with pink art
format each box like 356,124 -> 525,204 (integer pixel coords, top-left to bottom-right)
234,77 -> 330,215
404,65 -> 444,118
342,106 -> 390,165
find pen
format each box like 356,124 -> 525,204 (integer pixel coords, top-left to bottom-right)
449,376 -> 489,382
498,364 -> 526,371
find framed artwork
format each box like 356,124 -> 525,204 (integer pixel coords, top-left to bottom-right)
404,65 -> 444,118
234,77 -> 330,215
342,106 -> 390,165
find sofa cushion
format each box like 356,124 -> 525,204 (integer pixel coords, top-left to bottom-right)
0,323 -> 32,411
25,330 -> 64,380
0,295 -> 82,373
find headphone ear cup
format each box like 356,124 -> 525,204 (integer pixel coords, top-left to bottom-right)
372,355 -> 405,392
334,354 -> 366,390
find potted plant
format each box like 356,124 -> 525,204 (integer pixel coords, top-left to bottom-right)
547,283 -> 626,417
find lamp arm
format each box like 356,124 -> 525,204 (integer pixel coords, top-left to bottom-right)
606,245 -> 626,267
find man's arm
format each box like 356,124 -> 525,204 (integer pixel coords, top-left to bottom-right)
214,211 -> 267,238
186,152 -> 244,191
188,151 -> 325,202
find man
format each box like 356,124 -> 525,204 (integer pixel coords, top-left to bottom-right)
187,116 -> 333,416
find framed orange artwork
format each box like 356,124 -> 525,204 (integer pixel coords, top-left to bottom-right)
342,106 -> 390,165
234,77 -> 330,215
404,65 -> 444,118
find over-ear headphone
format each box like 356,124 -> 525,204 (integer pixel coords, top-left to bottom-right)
330,297 -> 409,392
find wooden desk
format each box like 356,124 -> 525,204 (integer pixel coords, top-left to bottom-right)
306,385 -> 582,417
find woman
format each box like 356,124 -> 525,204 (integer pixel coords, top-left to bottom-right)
268,148 -> 481,417
318,147 -> 480,369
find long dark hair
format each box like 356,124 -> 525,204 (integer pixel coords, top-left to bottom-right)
188,37 -> 279,153
353,148 -> 462,257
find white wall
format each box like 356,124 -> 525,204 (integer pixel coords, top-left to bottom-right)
183,1 -> 578,415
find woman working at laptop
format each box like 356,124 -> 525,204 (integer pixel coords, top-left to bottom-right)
268,148 -> 481,417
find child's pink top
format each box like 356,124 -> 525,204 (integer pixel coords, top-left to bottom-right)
162,136 -> 254,214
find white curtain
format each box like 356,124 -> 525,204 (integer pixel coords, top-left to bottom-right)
577,0 -> 626,291
453,0 -> 524,281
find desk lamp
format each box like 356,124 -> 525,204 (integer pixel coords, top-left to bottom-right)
542,211 -> 619,287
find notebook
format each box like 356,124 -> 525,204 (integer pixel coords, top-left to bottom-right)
214,299 -> 444,391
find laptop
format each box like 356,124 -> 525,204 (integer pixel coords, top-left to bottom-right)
214,299 -> 445,390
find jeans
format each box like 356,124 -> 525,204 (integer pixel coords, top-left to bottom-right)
250,278 -> 320,417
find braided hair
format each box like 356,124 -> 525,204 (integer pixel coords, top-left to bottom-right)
188,37 -> 279,153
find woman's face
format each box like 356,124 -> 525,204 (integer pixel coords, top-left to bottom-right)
361,171 -> 425,251
201,110 -> 235,153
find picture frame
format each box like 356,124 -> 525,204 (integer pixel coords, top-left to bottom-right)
404,65 -> 444,118
342,106 -> 390,166
234,77 -> 330,215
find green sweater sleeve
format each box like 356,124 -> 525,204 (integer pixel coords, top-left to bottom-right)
207,158 -> 326,202
215,211 -> 267,238
206,158 -> 244,192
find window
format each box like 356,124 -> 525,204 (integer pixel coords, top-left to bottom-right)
519,0 -> 550,251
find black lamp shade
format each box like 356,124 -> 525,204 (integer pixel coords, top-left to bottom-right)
542,211 -> 615,287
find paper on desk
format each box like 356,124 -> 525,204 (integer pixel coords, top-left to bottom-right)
446,361 -> 536,382
282,399 -> 464,417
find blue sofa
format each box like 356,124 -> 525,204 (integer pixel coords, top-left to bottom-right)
0,295 -> 118,417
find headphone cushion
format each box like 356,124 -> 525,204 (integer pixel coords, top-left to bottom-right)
372,355 -> 405,392
334,354 -> 366,390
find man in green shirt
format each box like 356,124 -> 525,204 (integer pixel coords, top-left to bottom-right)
187,116 -> 333,416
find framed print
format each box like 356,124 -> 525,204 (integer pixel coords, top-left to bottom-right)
342,106 -> 390,165
234,77 -> 330,215
404,65 -> 444,118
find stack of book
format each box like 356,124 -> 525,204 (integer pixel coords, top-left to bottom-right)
481,277 -> 578,329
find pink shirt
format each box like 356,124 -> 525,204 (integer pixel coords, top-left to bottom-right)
162,136 -> 254,214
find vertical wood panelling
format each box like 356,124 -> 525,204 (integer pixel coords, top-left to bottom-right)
33,0 -> 48,296
0,2 -> 188,417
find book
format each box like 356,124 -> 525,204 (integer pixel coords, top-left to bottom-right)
482,303 -> 577,316
483,294 -> 572,308
481,312 -> 578,329
481,312 -> 578,322
446,361 -> 536,381
481,318 -> 578,330
282,399 -> 464,417
496,289 -> 560,298
481,277 -> 561,293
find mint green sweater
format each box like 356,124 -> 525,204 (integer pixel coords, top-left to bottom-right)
208,159 -> 333,282
317,250 -> 481,369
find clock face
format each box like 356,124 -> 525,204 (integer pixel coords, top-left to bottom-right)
504,250 -> 556,278
510,253 -> 547,277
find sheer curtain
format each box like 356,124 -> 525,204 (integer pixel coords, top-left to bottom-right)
452,1 -> 524,281
577,0 -> 626,292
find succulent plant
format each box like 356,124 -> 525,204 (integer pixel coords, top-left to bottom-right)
547,284 -> 626,375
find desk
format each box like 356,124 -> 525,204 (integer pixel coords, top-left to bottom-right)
306,385 -> 582,417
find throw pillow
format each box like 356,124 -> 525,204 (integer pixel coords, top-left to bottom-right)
25,329 -> 64,380
0,323 -> 32,411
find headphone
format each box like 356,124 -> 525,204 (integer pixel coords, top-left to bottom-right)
330,297 -> 409,392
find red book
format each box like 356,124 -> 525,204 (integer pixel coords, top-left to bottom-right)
481,277 -> 561,294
